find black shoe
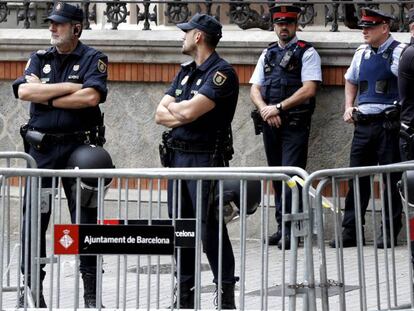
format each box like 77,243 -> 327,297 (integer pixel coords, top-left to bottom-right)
277,234 -> 291,250
266,230 -> 282,246
18,290 -> 47,308
82,273 -> 105,308
214,283 -> 236,309
377,230 -> 399,249
329,228 -> 365,248
171,283 -> 194,309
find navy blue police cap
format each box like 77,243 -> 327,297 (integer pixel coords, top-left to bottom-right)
44,2 -> 84,23
177,13 -> 222,38
270,5 -> 301,24
358,8 -> 394,28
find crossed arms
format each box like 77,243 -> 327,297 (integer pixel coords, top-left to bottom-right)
18,73 -> 100,109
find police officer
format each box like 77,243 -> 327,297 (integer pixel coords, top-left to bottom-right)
249,5 -> 322,249
12,2 -> 108,308
155,13 -> 238,309
330,8 -> 404,249
399,8 -> 414,161
398,8 -> 414,265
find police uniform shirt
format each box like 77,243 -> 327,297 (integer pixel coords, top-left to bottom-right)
12,42 -> 108,133
249,36 -> 322,86
166,51 -> 239,143
344,35 -> 406,115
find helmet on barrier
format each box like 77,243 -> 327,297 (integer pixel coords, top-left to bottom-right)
66,145 -> 114,208
214,180 -> 261,224
398,168 -> 414,208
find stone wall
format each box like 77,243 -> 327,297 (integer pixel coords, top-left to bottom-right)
3,81 -> 349,172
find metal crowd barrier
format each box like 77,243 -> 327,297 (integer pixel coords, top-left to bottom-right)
0,165 -> 312,310
304,162 -> 414,311
0,152 -> 38,310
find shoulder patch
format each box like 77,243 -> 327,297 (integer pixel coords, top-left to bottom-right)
213,71 -> 227,86
97,59 -> 107,73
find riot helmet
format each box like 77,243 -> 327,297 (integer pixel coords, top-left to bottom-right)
66,145 -> 114,208
214,179 -> 261,224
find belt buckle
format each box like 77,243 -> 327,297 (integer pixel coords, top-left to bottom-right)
83,131 -> 91,145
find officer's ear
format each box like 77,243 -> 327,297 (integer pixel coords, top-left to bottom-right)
72,24 -> 82,37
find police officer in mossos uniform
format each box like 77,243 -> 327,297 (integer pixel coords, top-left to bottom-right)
155,13 -> 239,310
330,8 -> 404,249
12,2 -> 108,308
249,5 -> 322,249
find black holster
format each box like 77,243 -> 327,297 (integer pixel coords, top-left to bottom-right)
400,123 -> 414,160
23,127 -> 46,151
159,131 -> 173,167
20,123 -> 30,153
250,109 -> 263,135
383,105 -> 400,130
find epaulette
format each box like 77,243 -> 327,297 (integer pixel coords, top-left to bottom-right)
296,40 -> 312,49
356,44 -> 368,52
36,49 -> 47,56
268,41 -> 278,48
181,60 -> 195,67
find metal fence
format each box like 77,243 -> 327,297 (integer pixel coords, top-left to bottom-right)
0,155 -> 314,310
304,162 -> 414,311
2,0 -> 414,32
3,151 -> 414,310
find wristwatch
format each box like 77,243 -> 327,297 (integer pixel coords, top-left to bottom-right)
275,103 -> 283,112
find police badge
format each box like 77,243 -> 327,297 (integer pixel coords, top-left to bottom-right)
43,64 -> 51,74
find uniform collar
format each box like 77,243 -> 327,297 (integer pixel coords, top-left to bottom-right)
198,51 -> 220,71
51,41 -> 85,57
278,36 -> 298,49
369,35 -> 394,54
181,51 -> 219,71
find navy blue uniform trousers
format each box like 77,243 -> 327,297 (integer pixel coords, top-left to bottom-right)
22,143 -> 98,285
262,119 -> 311,231
342,121 -> 402,232
168,150 -> 236,286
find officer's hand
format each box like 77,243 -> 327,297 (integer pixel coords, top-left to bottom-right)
25,73 -> 41,84
267,115 -> 282,128
343,107 -> 356,123
260,105 -> 279,121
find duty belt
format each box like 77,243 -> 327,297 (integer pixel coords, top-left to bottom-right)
32,128 -> 100,144
352,111 -> 385,123
168,138 -> 216,153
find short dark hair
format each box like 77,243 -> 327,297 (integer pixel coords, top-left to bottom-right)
203,31 -> 220,48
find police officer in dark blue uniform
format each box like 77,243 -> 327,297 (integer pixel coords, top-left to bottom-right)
12,2 -> 108,308
399,9 -> 414,161
398,8 -> 414,265
330,8 -> 404,249
155,13 -> 239,309
249,5 -> 321,249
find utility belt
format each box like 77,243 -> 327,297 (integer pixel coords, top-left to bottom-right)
168,139 -> 216,153
352,106 -> 400,130
159,130 -> 233,167
20,124 -> 106,152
